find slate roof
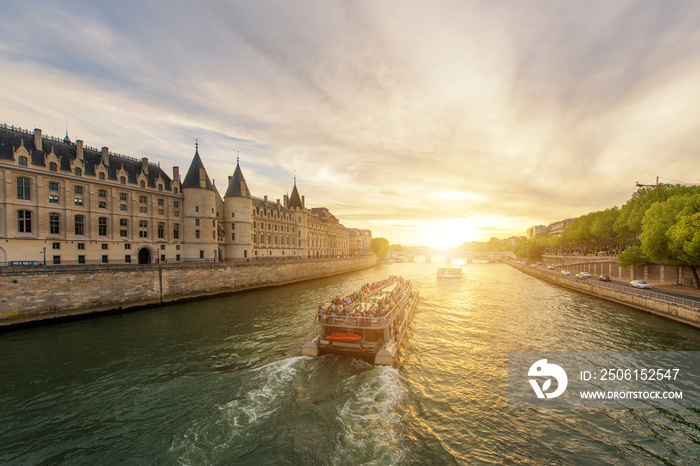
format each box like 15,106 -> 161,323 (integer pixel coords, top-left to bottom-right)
224,160 -> 252,198
0,125 -> 174,190
182,148 -> 215,191
288,182 -> 303,209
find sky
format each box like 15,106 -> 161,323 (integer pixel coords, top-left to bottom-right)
2,0 -> 700,248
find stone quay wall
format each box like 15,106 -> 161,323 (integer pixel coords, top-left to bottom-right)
511,263 -> 700,330
0,255 -> 378,326
542,255 -> 698,287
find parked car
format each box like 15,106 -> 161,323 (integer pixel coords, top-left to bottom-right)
547,265 -> 555,270
599,275 -> 611,282
561,270 -> 571,276
579,272 -> 592,278
630,280 -> 650,289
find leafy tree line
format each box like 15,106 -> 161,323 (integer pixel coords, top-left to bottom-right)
512,184 -> 700,288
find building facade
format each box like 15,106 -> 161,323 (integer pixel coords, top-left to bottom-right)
0,124 -> 358,265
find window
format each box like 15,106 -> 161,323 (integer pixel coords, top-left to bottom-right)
98,190 -> 106,198
200,250 -> 204,259
49,194 -> 59,204
98,217 -> 107,236
174,211 -> 179,217
139,181 -> 145,188
125,243 -> 131,250
160,245 -> 165,250
119,193 -> 127,201
195,219 -> 200,226
174,201 -> 179,208
75,215 -> 84,235
49,162 -> 57,172
53,256 -> 61,265
125,255 -> 131,263
232,233 -> 235,241
52,242 -> 60,250
78,243 -> 85,250
75,167 -> 82,176
17,210 -> 31,233
158,222 -> 164,239
139,220 -> 148,238
18,156 -> 27,166
74,198 -> 83,206
102,255 -> 108,263
195,206 -> 199,212
139,206 -> 147,213
158,199 -> 164,206
99,172 -> 106,180
195,230 -> 200,239
158,184 -> 163,191
120,176 -> 126,184
99,201 -> 107,209
176,254 -> 180,261
173,224 -> 180,240
101,243 -> 108,250
78,255 -> 85,264
120,204 -> 127,211
75,186 -> 83,194
49,182 -> 59,191
49,213 -> 60,234
17,177 -> 31,200
158,209 -> 164,215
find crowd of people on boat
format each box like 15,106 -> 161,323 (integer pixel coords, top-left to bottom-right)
317,276 -> 411,326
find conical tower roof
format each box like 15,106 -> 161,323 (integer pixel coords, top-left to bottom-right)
225,158 -> 252,198
288,178 -> 303,209
182,146 -> 215,190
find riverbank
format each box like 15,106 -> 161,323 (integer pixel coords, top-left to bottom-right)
510,262 -> 700,330
0,255 -> 377,327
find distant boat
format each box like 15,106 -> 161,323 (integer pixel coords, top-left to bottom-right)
301,276 -> 420,365
437,267 -> 463,279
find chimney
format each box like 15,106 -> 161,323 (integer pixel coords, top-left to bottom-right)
228,175 -> 232,185
277,199 -> 280,205
173,166 -> 179,181
264,195 -> 268,202
101,146 -> 109,165
283,194 -> 288,207
302,195 -> 305,208
141,157 -> 149,175
34,128 -> 42,151
76,140 -> 84,161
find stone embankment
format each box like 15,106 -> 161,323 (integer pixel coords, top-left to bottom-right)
510,262 -> 700,330
0,255 -> 377,326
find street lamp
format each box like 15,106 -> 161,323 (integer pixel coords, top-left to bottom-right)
41,247 -> 46,265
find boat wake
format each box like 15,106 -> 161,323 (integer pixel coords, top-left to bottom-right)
332,365 -> 408,465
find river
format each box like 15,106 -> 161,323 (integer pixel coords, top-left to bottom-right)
1,262 -> 699,464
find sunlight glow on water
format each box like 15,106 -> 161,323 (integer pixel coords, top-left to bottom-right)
0,263 -> 699,464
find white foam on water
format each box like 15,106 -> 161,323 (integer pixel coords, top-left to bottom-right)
168,356 -> 309,463
333,365 -> 408,465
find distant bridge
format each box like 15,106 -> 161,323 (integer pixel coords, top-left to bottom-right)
387,250 -> 516,263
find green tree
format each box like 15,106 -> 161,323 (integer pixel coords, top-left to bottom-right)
370,237 -> 390,260
642,191 -> 700,288
617,246 -> 648,280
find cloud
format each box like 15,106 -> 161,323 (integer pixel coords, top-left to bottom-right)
2,0 -> 700,244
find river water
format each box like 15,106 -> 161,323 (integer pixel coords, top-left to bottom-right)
1,262 -> 699,465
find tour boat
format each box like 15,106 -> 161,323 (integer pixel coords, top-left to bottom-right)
437,267 -> 463,279
301,276 -> 419,365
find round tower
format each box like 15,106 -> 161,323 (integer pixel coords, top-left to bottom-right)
181,145 -> 219,261
224,157 -> 254,260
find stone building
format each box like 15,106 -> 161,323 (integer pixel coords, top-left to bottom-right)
0,124 -> 357,265
348,228 -> 372,255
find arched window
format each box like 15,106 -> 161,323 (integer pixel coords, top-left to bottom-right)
49,162 -> 57,171
74,167 -> 82,176
18,156 -> 27,166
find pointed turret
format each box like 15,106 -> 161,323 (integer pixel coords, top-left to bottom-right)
288,177 -> 304,210
182,145 -> 215,191
225,157 -> 252,198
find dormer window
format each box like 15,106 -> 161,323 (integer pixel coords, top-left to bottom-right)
120,176 -> 126,184
75,167 -> 82,176
18,156 -> 27,166
49,162 -> 57,172
140,181 -> 145,188
99,172 -> 106,180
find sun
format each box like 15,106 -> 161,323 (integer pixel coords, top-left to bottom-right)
421,219 -> 482,249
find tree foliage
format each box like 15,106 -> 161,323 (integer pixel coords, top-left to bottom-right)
371,237 -> 390,260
